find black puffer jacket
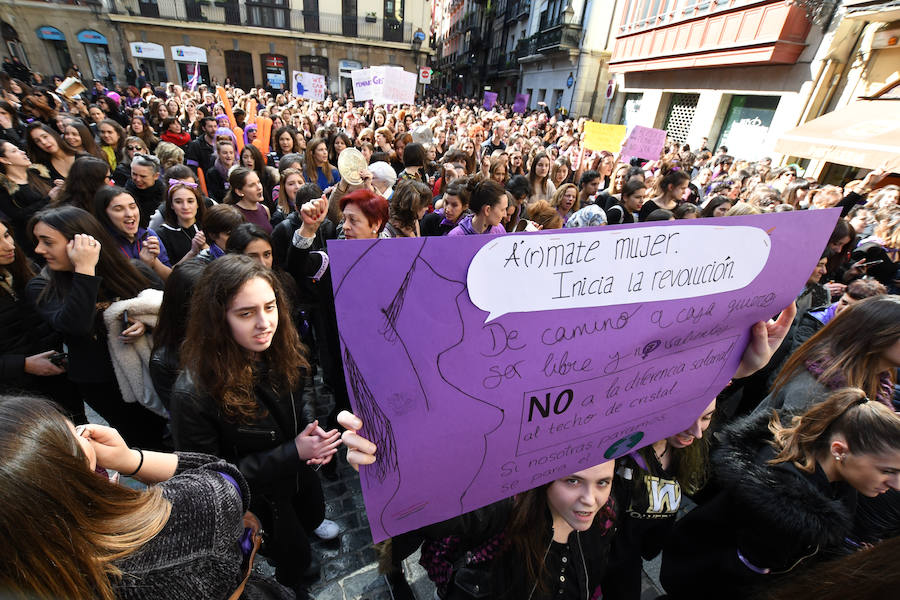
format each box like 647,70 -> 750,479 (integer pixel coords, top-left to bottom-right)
0,282 -> 60,385
660,413 -> 860,599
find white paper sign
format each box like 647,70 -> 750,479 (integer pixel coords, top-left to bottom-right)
292,70 -> 326,101
351,68 -> 375,101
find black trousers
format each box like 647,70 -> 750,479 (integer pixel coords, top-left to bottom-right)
76,380 -> 169,450
254,464 -> 326,588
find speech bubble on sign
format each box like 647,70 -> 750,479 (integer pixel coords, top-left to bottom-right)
467,225 -> 771,322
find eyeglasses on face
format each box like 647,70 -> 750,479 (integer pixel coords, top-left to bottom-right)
126,145 -> 143,151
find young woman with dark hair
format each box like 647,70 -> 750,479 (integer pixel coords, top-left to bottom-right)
53,155 -> 111,213
661,388 -> 900,598
304,137 -> 339,191
93,186 -> 172,281
0,394 -> 295,599
62,120 -> 106,161
25,122 -> 79,181
640,168 -> 689,222
606,180 -> 647,226
699,195 -> 733,218
0,100 -> 25,148
527,152 -> 555,205
239,143 -> 279,213
329,131 -> 352,167
448,179 -> 508,236
421,176 -> 471,236
170,254 -> 341,599
225,166 -> 272,234
156,179 -> 208,265
128,115 -> 160,153
206,139 -> 236,202
0,141 -> 53,253
25,206 -> 167,449
384,179 -> 430,237
269,126 -> 302,168
149,259 -> 207,409
0,219 -> 82,419
398,142 -> 427,183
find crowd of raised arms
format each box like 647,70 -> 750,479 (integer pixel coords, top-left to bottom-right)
1,70 -> 900,600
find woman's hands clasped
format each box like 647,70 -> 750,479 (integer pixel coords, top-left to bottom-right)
294,419 -> 342,466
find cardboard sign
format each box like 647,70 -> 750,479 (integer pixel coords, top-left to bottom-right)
620,126 -> 667,161
583,122 -> 627,153
292,71 -> 325,101
328,210 -> 841,542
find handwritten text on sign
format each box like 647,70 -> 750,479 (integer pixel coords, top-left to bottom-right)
328,211 -> 840,542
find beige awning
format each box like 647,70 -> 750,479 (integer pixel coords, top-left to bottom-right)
774,99 -> 900,171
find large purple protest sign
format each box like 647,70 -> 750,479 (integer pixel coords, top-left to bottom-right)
513,93 -> 530,114
620,125 -> 667,161
328,210 -> 840,542
483,91 -> 498,110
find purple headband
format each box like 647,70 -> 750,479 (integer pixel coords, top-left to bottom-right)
168,179 -> 198,191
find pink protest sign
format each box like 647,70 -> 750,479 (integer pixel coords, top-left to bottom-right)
328,210 -> 840,542
620,125 -> 667,161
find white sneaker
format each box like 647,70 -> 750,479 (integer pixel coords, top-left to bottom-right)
314,519 -> 341,540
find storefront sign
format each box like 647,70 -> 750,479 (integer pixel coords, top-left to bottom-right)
171,45 -> 207,63
36,26 -> 65,41
130,42 -> 165,60
77,30 -> 108,45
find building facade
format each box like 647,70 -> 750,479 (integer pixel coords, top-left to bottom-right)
604,0 -> 829,164
1,0 -> 433,93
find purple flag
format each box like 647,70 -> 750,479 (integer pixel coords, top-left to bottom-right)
328,210 -> 841,542
513,92 -> 530,114
483,91 -> 498,110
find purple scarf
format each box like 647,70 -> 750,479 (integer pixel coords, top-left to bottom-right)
805,358 -> 894,407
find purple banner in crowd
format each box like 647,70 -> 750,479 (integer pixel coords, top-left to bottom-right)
513,92 -> 530,114
328,210 -> 840,542
483,91 -> 498,110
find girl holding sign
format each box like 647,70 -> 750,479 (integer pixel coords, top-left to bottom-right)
338,308 -> 796,600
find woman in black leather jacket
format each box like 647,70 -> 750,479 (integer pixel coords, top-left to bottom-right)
169,255 -> 341,599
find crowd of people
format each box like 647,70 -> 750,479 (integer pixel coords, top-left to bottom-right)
1,68 -> 899,600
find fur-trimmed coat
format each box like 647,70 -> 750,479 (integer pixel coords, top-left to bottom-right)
659,413 -> 860,599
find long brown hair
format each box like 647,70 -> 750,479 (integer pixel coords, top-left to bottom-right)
304,137 -> 335,184
772,296 -> 900,402
768,387 -> 900,473
0,394 -> 170,599
29,206 -> 152,302
181,255 -> 308,422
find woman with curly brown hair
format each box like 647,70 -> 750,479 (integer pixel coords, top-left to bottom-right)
170,254 -> 342,599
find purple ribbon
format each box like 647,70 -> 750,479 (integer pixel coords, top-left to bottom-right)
168,179 -> 198,191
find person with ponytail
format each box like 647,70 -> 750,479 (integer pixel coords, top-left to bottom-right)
660,387 -> 900,598
447,179 -> 508,236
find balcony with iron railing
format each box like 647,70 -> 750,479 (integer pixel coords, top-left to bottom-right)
106,0 -> 416,43
610,0 -> 812,72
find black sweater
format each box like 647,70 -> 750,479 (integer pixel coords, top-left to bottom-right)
0,282 -> 60,384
